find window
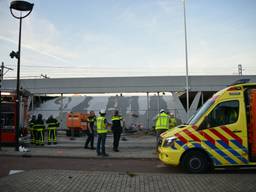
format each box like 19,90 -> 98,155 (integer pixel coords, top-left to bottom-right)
200,100 -> 239,129
188,98 -> 215,125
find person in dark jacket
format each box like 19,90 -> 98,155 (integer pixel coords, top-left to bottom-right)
111,110 -> 123,152
34,114 -> 45,145
84,111 -> 96,149
46,115 -> 59,145
29,115 -> 36,144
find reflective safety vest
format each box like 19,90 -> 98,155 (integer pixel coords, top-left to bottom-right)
111,115 -> 123,128
96,116 -> 108,134
155,113 -> 169,130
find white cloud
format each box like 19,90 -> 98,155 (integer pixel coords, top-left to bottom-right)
156,0 -> 181,14
1,0 -> 255,78
0,2 -> 79,66
23,17 -> 79,62
115,6 -> 136,23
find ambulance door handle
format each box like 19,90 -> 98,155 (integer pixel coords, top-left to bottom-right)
232,130 -> 241,133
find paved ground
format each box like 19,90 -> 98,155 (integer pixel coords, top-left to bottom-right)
0,169 -> 256,192
0,156 -> 175,177
1,133 -> 256,192
0,133 -> 157,159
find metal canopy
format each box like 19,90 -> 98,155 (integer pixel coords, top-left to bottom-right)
2,75 -> 256,94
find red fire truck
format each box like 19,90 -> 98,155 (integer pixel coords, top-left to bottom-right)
0,92 -> 16,145
0,91 -> 29,146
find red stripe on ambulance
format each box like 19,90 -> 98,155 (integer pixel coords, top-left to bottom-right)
209,129 -> 229,145
183,129 -> 201,142
175,133 -> 188,144
221,126 -> 242,145
198,131 -> 215,145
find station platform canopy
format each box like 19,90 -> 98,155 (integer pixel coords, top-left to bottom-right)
2,75 -> 256,94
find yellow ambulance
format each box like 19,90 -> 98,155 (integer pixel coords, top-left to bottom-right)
158,81 -> 256,173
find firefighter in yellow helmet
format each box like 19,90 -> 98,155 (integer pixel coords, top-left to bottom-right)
96,109 -> 109,156
155,109 -> 170,146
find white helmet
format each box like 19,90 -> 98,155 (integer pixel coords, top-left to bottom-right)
160,109 -> 165,113
100,109 -> 106,114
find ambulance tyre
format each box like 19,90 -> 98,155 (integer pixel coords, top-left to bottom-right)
181,150 -> 210,173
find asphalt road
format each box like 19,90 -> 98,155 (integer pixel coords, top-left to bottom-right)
0,156 -> 179,177
1,156 -> 256,178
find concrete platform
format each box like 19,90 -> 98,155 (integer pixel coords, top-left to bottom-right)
0,134 -> 157,159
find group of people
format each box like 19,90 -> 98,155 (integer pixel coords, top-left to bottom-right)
28,110 -> 124,157
84,110 -> 124,157
29,109 -> 176,155
85,108 -> 176,156
29,114 -> 59,145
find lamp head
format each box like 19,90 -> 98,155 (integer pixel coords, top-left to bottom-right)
10,1 -> 34,19
10,1 -> 34,12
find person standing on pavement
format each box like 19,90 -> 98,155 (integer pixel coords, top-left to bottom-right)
155,109 -> 170,147
34,114 -> 45,146
96,109 -> 109,156
46,115 -> 59,145
84,111 -> 96,150
111,110 -> 123,152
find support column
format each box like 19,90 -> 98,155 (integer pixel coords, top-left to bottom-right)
146,92 -> 149,130
201,92 -> 204,106
60,93 -> 63,130
31,94 -> 34,112
157,92 -> 160,113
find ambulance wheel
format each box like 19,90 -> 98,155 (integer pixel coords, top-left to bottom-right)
181,150 -> 210,173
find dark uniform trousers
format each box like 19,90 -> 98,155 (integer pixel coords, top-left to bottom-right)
85,129 -> 94,148
113,130 -> 122,150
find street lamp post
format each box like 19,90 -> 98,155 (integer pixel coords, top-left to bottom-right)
182,0 -> 190,121
10,0 -> 33,151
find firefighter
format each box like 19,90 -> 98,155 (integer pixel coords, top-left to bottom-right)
34,114 -> 45,146
84,111 -> 96,149
111,110 -> 123,152
29,115 -> 36,144
155,109 -> 170,147
96,109 -> 109,156
169,112 -> 177,129
46,115 -> 59,145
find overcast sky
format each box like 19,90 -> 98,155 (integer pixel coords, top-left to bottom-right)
0,0 -> 255,78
